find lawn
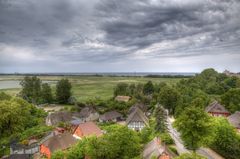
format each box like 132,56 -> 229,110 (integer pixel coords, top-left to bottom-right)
0,75 -> 184,102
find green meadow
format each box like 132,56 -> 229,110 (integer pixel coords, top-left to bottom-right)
0,75 -> 184,102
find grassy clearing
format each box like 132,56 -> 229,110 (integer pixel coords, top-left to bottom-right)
0,75 -> 184,102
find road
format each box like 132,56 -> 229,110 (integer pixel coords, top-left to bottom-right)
166,117 -> 224,159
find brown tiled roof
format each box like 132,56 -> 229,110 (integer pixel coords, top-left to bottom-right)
227,111 -> 240,129
42,132 -> 77,153
115,96 -> 131,102
76,122 -> 102,137
126,107 -> 149,126
78,106 -> 97,118
205,101 -> 229,114
99,110 -> 122,121
46,111 -> 72,125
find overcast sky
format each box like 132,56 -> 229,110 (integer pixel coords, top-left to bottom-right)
0,0 -> 240,73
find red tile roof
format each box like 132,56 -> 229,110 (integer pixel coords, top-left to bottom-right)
75,122 -> 102,137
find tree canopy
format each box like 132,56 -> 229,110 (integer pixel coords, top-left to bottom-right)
174,107 -> 213,151
210,118 -> 240,159
52,125 -> 141,159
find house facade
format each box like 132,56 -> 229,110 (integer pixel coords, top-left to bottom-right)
205,101 -> 230,117
126,107 -> 149,131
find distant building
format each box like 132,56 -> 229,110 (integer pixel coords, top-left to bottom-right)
205,101 -> 230,117
73,122 -> 102,139
227,111 -> 240,132
40,132 -> 77,159
45,111 -> 72,126
76,106 -> 99,122
126,107 -> 149,131
99,110 -> 123,122
143,137 -> 176,159
223,70 -> 240,77
115,95 -> 131,102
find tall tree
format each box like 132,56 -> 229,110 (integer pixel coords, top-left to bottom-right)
20,76 -> 42,104
143,81 -> 154,95
41,83 -> 53,103
158,85 -> 180,115
56,79 -> 72,104
174,107 -> 213,151
154,105 -> 167,133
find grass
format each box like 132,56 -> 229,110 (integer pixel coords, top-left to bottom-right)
0,75 -> 184,102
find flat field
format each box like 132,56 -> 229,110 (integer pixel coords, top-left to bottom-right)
0,75 -> 184,102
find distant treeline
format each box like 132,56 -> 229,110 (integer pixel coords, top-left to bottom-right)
0,73 -> 195,78
145,74 -> 194,78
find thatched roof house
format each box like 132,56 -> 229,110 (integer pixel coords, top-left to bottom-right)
76,106 -> 99,122
126,107 -> 149,131
227,111 -> 240,132
99,110 -> 123,122
205,101 -> 230,117
46,111 -> 72,126
143,137 -> 176,159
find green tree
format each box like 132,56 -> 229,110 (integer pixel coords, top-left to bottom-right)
102,125 -> 141,159
56,79 -> 72,104
143,81 -> 154,95
158,86 -> 180,115
66,139 -> 86,159
20,76 -> 42,104
140,126 -> 154,144
210,118 -> 240,159
71,125 -> 141,159
154,105 -> 167,133
128,83 -> 136,96
174,107 -> 213,151
114,83 -> 129,96
174,153 -> 207,159
221,88 -> 240,113
41,83 -> 53,103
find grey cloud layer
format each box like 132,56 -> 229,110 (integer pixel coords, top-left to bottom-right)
0,0 -> 240,72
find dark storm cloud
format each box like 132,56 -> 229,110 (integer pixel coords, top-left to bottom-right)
0,0 -> 240,72
96,0 -> 240,56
